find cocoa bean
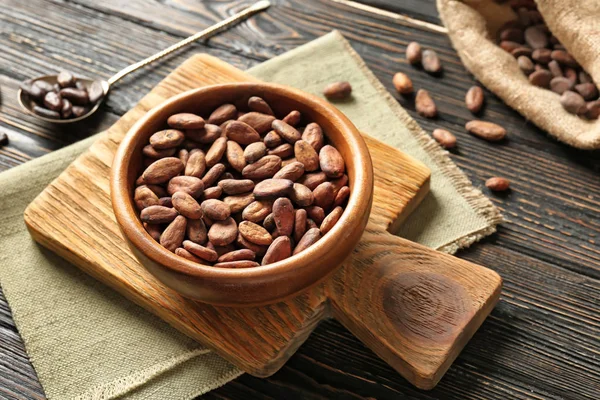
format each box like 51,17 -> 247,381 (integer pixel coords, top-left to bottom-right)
392,72 -> 413,94
160,215 -> 187,252
254,179 -> 294,199
415,89 -> 437,118
282,110 -> 301,126
167,113 -> 205,129
242,155 -> 282,179
238,112 -> 275,134
208,104 -> 237,125
140,206 -> 178,224
485,177 -> 511,191
187,219 -> 208,244
167,176 -> 204,197
205,137 -> 228,167
262,236 -> 292,265
319,145 -> 345,178
202,163 -> 226,187
406,41 -> 422,65
560,91 -> 587,115
432,129 -> 457,149
183,240 -> 218,262
465,86 -> 485,114
224,192 -> 255,213
273,197 -> 294,237
218,249 -> 256,263
272,120 -> 302,144
226,140 -> 246,172
422,50 -> 442,74
244,142 -> 268,164
201,199 -> 231,221
172,191 -> 203,219
293,228 -> 321,255
225,120 -> 261,145
247,96 -> 274,116
320,206 -> 343,235
323,81 -> 352,99
142,157 -> 184,184
465,121 -> 507,141
207,217 -> 238,246
290,183 -> 314,207
239,221 -> 273,246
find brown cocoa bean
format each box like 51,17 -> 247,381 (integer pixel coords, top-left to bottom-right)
268,143 -> 294,158
159,197 -> 173,207
242,200 -> 273,223
406,41 -> 422,65
208,104 -> 237,125
294,140 -> 319,171
273,197 -> 294,237
432,129 -> 457,149
528,69 -> 552,88
218,249 -> 256,263
144,222 -> 162,241
141,143 -> 177,159
564,68 -> 578,85
175,248 -> 208,264
294,209 -> 307,243
330,175 -> 348,196
500,40 -> 522,53
272,120 -> 302,144
186,124 -> 222,144
273,161 -> 305,181
242,155 -> 282,179
574,83 -> 599,101
160,215 -> 187,252
167,113 -> 205,129
203,186 -> 222,199
248,96 -> 274,115
44,91 -> 62,111
238,112 -> 275,134
298,171 -> 327,190
319,145 -> 345,178
323,81 -> 352,99
134,185 -> 159,210
306,219 -> 318,230
485,177 -> 510,191
208,217 -> 238,246
178,149 -> 189,168
149,129 -> 185,149
465,86 -> 485,114
584,100 -> 600,120
167,176 -> 204,197
219,179 -> 255,195
560,91 -> 587,115
201,199 -> 231,221
226,140 -> 246,172
282,110 -> 301,126
301,123 -> 325,153
172,191 -> 203,219
262,236 -> 292,265
225,120 -> 261,145
313,182 -> 335,211
140,205 -> 178,224
499,27 -> 524,43
187,218 -> 208,244
183,240 -> 218,262
511,47 -> 533,58
320,206 -> 343,235
224,192 -> 255,213
59,88 -> 89,105
524,25 -> 548,49
214,260 -> 260,268
531,48 -> 552,64
205,137 -> 228,167
244,142 -> 268,164
305,206 -> 325,225
254,179 -> 294,199
550,77 -> 574,95
146,184 -> 167,198
264,130 -> 283,148
142,157 -> 184,184
548,60 -> 563,77
185,149 -> 206,177
579,71 -> 592,84
422,50 -> 442,74
57,71 -> 75,88
517,56 -> 535,75
551,50 -> 578,67
392,72 -> 413,94
202,163 -> 226,187
333,186 -> 350,208
239,221 -> 273,246
290,183 -> 314,207
415,89 -> 437,118
293,228 -> 321,255
465,120 -> 507,141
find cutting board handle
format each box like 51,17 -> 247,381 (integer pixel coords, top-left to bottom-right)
326,230 -> 502,390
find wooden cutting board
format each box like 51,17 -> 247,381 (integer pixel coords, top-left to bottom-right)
24,54 -> 502,390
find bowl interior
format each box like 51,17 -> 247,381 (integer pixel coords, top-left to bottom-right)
114,82 -> 373,299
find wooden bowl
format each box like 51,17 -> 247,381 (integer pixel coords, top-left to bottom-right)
111,83 -> 373,306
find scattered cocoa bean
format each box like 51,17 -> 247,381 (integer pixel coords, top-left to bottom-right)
323,81 -> 352,99
485,177 -> 510,191
432,129 -> 457,149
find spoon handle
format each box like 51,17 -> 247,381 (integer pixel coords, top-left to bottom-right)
107,1 -> 270,86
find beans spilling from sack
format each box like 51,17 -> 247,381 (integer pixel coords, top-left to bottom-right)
20,71 -> 105,120
497,0 -> 600,119
134,96 -> 349,268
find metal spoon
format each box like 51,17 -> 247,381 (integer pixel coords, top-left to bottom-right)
18,1 -> 270,124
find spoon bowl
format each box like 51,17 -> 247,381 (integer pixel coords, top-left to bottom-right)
18,75 -> 109,124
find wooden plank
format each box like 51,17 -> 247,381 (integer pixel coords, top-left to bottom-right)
0,0 -> 598,398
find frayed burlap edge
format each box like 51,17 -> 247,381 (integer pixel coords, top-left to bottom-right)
73,348 -> 242,400
336,31 -> 503,254
438,0 -> 600,150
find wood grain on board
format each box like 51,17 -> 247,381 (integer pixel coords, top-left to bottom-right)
24,54 -> 501,389
1,0 -> 599,398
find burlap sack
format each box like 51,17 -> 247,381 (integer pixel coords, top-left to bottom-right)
438,0 -> 600,149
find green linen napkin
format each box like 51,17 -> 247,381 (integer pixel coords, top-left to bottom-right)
0,31 -> 501,400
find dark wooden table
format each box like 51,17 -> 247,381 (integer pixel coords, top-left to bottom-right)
1,1 -> 599,399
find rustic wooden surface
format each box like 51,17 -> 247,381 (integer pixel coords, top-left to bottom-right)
0,0 -> 599,399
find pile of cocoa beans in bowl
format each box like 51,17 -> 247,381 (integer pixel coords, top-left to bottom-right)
133,96 -> 350,268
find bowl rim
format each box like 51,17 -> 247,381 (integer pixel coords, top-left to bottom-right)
111,82 -> 373,284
